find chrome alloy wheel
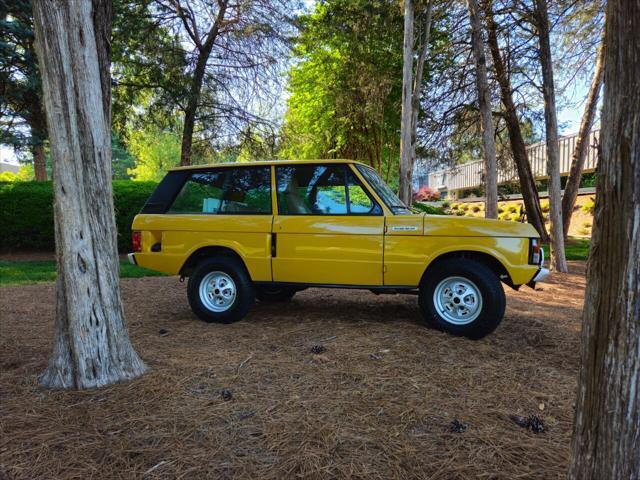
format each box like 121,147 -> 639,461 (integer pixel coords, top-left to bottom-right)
433,276 -> 483,325
199,271 -> 237,312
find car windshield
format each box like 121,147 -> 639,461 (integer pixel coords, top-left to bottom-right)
355,164 -> 412,214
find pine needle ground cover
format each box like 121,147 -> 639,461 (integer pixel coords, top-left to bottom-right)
0,264 -> 586,479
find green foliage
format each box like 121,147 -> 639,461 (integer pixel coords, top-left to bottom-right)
280,0 -> 411,177
0,164 -> 34,182
581,197 -> 595,214
0,260 -> 164,286
412,202 -> 447,215
112,133 -> 136,179
111,0 -> 188,140
0,181 -> 157,251
127,128 -> 181,181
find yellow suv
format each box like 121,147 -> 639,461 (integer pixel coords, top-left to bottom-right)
130,160 -> 548,339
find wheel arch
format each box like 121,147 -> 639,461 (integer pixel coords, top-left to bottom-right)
180,245 -> 249,278
421,250 -> 516,289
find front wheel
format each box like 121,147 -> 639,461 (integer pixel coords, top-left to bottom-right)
187,256 -> 255,324
419,258 -> 505,339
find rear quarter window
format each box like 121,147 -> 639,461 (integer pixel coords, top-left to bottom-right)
168,166 -> 272,215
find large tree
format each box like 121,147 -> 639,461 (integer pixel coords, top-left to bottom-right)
569,0 -> 639,477
561,41 -> 604,238
33,0 -> 146,389
399,0 -> 414,205
533,0 -> 567,271
482,0 -> 548,241
1,0 -> 47,180
466,0 -> 497,218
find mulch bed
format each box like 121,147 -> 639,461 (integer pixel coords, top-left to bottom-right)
0,263 -> 587,479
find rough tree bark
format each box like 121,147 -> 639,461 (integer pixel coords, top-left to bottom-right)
399,0 -> 414,206
30,91 -> 48,181
467,0 -> 497,219
33,0 -> 146,389
569,0 -> 639,477
177,0 -> 228,166
561,41 -> 604,238
534,0 -> 567,272
483,0 -> 548,241
32,141 -> 47,181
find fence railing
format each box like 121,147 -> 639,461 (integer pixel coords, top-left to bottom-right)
424,129 -> 600,192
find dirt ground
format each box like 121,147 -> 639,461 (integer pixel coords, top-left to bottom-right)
0,263 -> 586,480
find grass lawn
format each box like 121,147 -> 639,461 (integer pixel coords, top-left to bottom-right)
0,259 -> 165,286
544,237 -> 590,261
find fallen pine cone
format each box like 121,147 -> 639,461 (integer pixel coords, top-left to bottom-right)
311,345 -> 326,355
449,419 -> 467,433
510,413 -> 545,433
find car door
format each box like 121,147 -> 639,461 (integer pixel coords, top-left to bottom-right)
271,163 -> 385,286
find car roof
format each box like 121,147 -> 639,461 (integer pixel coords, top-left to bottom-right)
168,159 -> 369,171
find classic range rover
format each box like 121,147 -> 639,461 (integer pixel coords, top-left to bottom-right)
130,160 -> 548,339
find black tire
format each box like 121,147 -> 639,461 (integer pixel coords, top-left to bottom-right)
187,256 -> 255,324
419,258 -> 506,339
255,285 -> 297,302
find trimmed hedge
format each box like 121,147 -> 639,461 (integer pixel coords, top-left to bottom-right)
0,180 -> 157,252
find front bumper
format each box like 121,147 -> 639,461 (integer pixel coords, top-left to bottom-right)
533,267 -> 550,283
127,253 -> 137,265
527,247 -> 549,287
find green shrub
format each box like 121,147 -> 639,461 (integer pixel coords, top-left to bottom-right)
508,205 -> 518,213
412,202 -> 447,215
451,203 -> 459,210
441,201 -> 450,209
0,180 -> 157,252
460,203 -> 470,211
581,197 -> 595,215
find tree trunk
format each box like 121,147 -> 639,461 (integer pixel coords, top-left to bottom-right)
180,53 -> 210,166
569,1 -> 640,476
30,98 -> 48,182
32,142 -> 47,181
33,0 -> 146,389
409,0 -> 433,196
483,0 -> 548,241
561,42 -> 604,238
399,0 -> 414,206
534,0 -> 567,272
178,2 -> 228,167
467,0 -> 497,219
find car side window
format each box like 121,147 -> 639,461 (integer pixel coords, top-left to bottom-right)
276,164 -> 380,215
168,166 -> 271,214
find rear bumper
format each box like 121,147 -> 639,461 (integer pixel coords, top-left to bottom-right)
127,253 -> 137,265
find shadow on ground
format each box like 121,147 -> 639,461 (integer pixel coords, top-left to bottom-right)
0,262 -> 586,479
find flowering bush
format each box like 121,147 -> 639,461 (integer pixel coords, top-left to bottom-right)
413,185 -> 440,202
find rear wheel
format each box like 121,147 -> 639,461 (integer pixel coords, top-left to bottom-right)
419,258 -> 505,339
255,285 -> 298,302
187,256 -> 254,324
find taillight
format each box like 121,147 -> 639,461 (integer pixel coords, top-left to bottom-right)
529,238 -> 541,265
132,231 -> 142,252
